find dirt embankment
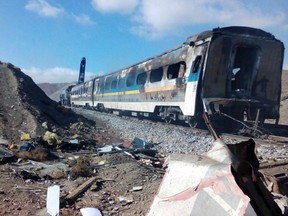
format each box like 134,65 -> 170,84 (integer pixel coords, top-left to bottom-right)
0,62 -> 92,143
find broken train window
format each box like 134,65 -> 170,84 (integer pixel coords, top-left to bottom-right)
167,61 -> 186,79
192,55 -> 202,73
126,72 -> 136,87
136,71 -> 147,85
150,67 -> 163,83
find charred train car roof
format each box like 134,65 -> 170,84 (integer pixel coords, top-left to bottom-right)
83,26 -> 284,84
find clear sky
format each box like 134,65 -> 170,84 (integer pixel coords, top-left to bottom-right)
0,0 -> 287,83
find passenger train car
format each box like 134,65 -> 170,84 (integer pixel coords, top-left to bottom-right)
69,26 -> 284,127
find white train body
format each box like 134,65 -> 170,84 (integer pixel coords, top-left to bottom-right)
70,27 -> 284,126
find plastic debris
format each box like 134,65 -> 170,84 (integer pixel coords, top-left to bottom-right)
0,147 -> 14,159
72,134 -> 79,139
132,137 -> 153,149
46,185 -> 60,216
69,139 -> 79,144
16,161 -> 69,179
20,133 -> 31,141
118,195 -> 134,204
98,160 -> 107,165
8,143 -> 19,150
131,186 -> 143,191
19,142 -> 35,151
97,145 -> 114,154
80,207 -> 102,216
43,131 -> 61,145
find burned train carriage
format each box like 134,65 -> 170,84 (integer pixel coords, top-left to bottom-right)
70,26 -> 284,127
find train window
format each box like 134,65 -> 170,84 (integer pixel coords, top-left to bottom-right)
100,83 -> 104,92
192,56 -> 202,73
105,81 -> 111,90
167,62 -> 186,79
118,78 -> 125,89
150,67 -> 163,83
111,79 -> 117,89
126,73 -> 136,87
95,83 -> 99,94
136,72 -> 147,85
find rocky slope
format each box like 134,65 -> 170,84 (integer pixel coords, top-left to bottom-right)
0,62 -> 92,143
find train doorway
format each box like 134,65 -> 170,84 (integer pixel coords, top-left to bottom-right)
229,46 -> 260,98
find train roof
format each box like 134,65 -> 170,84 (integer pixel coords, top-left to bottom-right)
78,26 -> 282,84
120,26 -> 280,74
185,26 -> 277,45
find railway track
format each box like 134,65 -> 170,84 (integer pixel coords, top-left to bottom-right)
72,106 -> 288,145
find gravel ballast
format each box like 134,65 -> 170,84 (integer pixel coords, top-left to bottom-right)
72,108 -> 288,162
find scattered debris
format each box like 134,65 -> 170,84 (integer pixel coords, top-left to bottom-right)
14,147 -> 53,161
20,133 -> 31,141
80,207 -> 102,216
19,142 -> 35,151
13,160 -> 69,179
131,186 -> 143,191
63,176 -> 98,204
1,62 -> 288,215
70,156 -> 92,178
46,185 -> 60,216
118,195 -> 134,205
0,146 -> 14,160
0,137 -> 9,145
43,131 -> 61,146
132,137 -> 153,149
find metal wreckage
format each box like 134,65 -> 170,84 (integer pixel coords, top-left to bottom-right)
148,114 -> 283,216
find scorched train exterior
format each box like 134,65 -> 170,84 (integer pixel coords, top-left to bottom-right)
69,26 -> 284,127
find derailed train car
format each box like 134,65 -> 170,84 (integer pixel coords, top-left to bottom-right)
70,26 -> 284,127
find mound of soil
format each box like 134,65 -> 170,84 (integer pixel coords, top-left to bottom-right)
0,62 -> 89,143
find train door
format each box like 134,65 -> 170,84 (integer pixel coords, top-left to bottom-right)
92,79 -> 99,107
228,46 -> 260,98
186,43 -> 208,117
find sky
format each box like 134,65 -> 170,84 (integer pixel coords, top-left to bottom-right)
0,0 -> 288,83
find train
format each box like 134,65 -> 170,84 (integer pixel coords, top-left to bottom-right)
62,26 -> 285,128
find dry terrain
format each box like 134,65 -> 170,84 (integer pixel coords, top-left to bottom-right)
0,62 -> 161,215
0,62 -> 287,215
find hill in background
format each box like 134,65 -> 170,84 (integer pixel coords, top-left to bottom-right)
38,82 -> 75,102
